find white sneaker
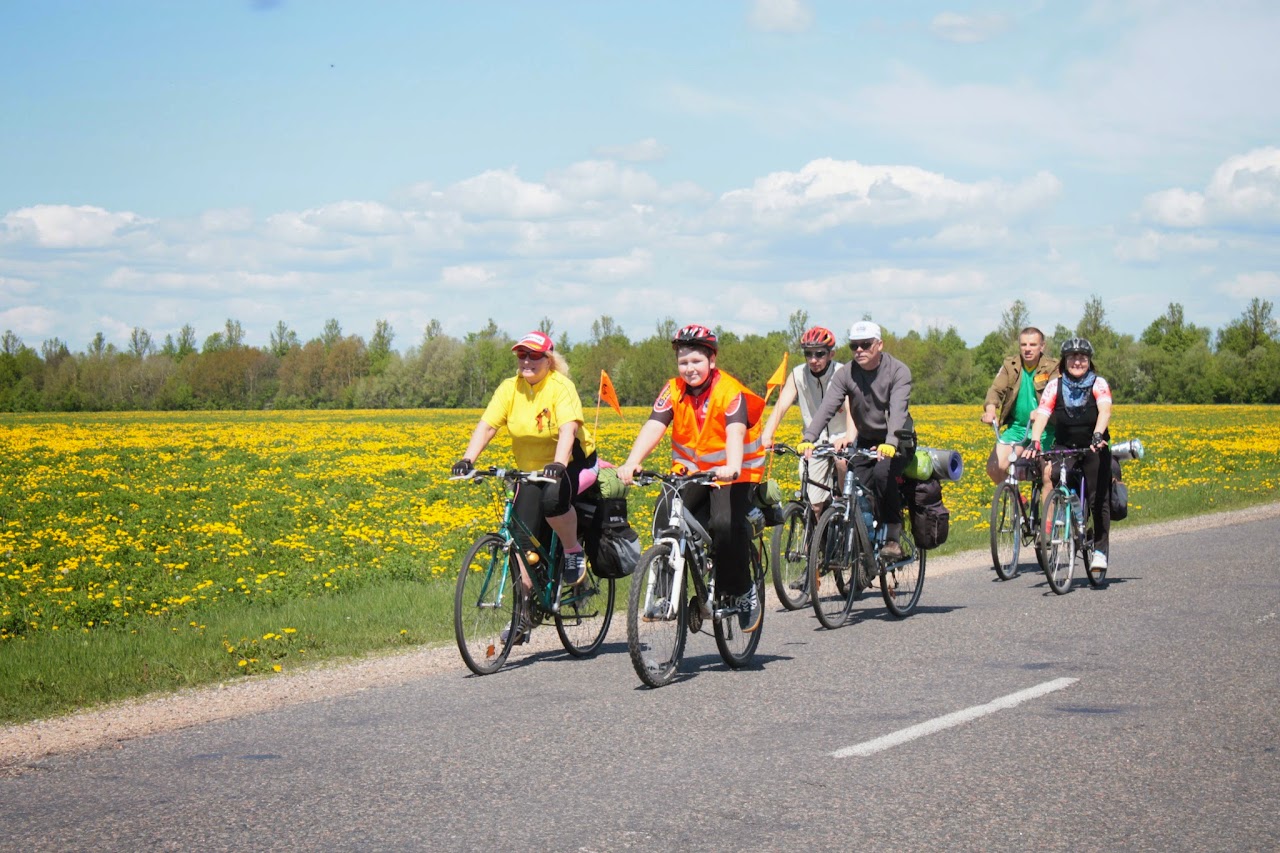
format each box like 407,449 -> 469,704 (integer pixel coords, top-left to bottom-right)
1092,551 -> 1108,570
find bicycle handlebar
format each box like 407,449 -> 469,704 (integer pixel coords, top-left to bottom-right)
448,467 -> 557,484
632,469 -> 722,488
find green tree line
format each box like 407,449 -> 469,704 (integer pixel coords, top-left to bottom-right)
2,297 -> 1278,412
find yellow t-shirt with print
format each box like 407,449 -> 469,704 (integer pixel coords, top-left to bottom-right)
481,370 -> 596,471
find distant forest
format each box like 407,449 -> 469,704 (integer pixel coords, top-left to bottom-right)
2,296 -> 1278,412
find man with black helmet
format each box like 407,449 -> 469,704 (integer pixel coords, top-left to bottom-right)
1028,337 -> 1114,570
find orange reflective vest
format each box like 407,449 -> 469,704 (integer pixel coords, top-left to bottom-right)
667,371 -> 767,484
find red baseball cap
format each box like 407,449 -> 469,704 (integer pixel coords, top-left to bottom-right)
511,331 -> 554,354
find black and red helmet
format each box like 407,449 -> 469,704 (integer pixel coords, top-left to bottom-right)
799,326 -> 836,349
672,323 -> 718,353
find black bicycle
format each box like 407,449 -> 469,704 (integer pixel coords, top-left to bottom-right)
989,422 -> 1050,581
768,442 -> 839,610
808,445 -> 926,628
451,467 -> 615,675
626,470 -> 768,688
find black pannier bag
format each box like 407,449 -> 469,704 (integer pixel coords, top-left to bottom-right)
576,491 -> 640,579
904,477 -> 950,550
1110,457 -> 1129,521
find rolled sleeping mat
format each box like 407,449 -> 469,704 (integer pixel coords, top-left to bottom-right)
922,447 -> 964,482
1111,438 -> 1144,462
903,449 -> 934,481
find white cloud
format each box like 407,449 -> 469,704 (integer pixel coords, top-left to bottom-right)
748,0 -> 813,33
594,138 -> 669,163
440,265 -> 496,288
1216,270 -> 1280,300
546,161 -> 662,203
849,4 -> 1280,171
443,168 -> 570,220
714,158 -> 1060,231
0,204 -> 150,249
930,12 -> 1012,44
1142,147 -> 1280,227
0,305 -> 57,337
199,208 -> 255,233
1114,229 -> 1218,262
893,223 -> 1012,251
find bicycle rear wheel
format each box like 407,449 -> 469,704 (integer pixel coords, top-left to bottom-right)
771,502 -> 810,610
455,533 -> 516,676
882,513 -> 925,617
990,482 -> 1021,580
808,507 -> 856,629
556,554 -> 616,657
715,536 -> 766,668
1043,491 -> 1074,595
627,543 -> 688,688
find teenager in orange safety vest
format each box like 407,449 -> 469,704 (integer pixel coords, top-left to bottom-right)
619,324 -> 766,632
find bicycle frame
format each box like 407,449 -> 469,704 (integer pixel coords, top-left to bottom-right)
642,475 -> 716,624
458,468 -> 579,618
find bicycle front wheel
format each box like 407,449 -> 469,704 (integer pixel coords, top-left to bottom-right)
882,514 -> 925,617
556,555 -> 616,657
1043,491 -> 1074,595
627,543 -> 688,688
771,502 -> 810,610
990,482 -> 1021,580
455,533 -> 516,676
809,507 -> 855,629
715,536 -> 766,668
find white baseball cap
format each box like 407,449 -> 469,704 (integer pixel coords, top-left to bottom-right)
848,320 -> 882,341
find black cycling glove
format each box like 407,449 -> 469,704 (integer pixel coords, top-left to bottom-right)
451,458 -> 474,477
541,461 -> 567,483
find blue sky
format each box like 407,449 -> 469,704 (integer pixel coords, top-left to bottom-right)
2,0 -> 1278,354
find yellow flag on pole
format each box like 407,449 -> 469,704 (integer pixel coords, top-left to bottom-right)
764,352 -> 789,403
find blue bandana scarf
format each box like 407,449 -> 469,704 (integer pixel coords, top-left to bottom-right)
1060,370 -> 1096,410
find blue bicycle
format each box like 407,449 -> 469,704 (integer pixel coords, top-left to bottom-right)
1039,448 -> 1105,594
452,467 -> 615,675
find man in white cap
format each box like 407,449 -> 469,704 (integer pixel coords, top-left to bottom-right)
798,320 -> 916,560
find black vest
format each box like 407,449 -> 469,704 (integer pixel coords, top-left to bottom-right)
1053,376 -> 1110,449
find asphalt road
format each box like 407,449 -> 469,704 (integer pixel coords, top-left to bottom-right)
2,514 -> 1277,852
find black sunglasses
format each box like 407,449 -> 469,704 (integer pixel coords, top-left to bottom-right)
802,349 -> 830,359
850,339 -> 876,351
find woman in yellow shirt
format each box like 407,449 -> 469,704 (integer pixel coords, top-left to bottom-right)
451,332 -> 598,641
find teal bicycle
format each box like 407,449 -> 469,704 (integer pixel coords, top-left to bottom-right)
1038,448 -> 1105,594
452,467 -> 616,675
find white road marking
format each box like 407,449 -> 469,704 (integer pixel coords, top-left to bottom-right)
832,677 -> 1079,758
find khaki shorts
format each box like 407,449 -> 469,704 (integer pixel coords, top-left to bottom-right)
802,455 -> 840,505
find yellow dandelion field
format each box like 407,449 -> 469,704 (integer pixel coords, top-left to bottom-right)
1,405 -> 1277,644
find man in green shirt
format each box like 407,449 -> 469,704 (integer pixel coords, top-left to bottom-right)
982,327 -> 1059,483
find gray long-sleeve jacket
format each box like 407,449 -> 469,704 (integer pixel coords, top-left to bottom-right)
801,352 -> 914,448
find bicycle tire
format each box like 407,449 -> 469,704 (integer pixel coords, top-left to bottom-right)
556,552 -> 616,657
990,482 -> 1021,580
454,533 -> 517,676
808,507 -> 855,629
882,512 -> 925,617
1043,491 -> 1074,595
715,536 -> 766,668
627,542 -> 688,688
770,502 -> 810,610
1027,483 -> 1050,571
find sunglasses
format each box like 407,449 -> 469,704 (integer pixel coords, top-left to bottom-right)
514,350 -> 547,361
850,339 -> 876,351
802,349 -> 830,359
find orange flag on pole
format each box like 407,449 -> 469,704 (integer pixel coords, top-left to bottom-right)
764,352 -> 789,404
599,370 -> 624,418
